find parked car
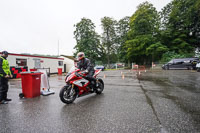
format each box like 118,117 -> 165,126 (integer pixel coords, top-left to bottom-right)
162,57 -> 199,70
94,65 -> 105,71
196,62 -> 200,72
110,63 -> 125,69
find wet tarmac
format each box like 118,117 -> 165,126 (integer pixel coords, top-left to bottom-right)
138,69 -> 200,133
0,69 -> 199,133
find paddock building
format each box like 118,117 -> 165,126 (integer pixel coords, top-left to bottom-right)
0,52 -> 74,78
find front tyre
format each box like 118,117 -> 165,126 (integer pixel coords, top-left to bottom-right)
59,85 -> 77,104
164,65 -> 169,70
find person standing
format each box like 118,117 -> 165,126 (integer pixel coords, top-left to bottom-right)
0,51 -> 13,104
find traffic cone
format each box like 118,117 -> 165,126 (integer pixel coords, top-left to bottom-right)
122,74 -> 125,79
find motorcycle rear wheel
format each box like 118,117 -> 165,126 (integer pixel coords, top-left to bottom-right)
96,80 -> 104,94
59,85 -> 77,104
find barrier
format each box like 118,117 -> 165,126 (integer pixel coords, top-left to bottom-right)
138,65 -> 146,71
132,65 -> 146,72
132,64 -> 138,70
38,69 -> 54,96
10,66 -> 28,78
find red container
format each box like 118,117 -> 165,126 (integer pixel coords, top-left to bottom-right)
20,72 -> 42,98
30,69 -> 37,72
58,68 -> 62,75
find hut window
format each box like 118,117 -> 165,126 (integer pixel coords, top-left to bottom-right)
58,61 -> 63,66
16,58 -> 27,66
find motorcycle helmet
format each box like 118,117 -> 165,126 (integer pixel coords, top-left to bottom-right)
77,52 -> 85,61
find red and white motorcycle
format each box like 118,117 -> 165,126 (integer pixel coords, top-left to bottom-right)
59,68 -> 104,104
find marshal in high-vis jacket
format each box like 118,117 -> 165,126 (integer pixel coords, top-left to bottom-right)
0,56 -> 11,77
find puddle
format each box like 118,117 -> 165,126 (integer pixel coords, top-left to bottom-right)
137,70 -> 200,131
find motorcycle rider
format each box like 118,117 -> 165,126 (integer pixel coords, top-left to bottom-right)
76,52 -> 97,90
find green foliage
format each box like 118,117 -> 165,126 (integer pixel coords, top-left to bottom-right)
146,42 -> 169,61
126,1 -> 161,64
71,0 -> 199,66
74,18 -> 101,63
129,2 -> 160,36
101,17 -> 118,67
116,16 -> 130,62
160,0 -> 199,54
160,51 -> 195,63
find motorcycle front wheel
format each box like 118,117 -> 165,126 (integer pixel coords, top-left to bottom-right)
59,85 -> 77,104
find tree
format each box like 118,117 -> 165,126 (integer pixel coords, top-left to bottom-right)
116,16 -> 130,63
126,2 -> 161,64
146,42 -> 168,62
160,1 -> 173,30
101,17 -> 118,68
74,18 -> 101,64
160,0 -> 200,54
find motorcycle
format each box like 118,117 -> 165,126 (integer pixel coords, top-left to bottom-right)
59,68 -> 104,104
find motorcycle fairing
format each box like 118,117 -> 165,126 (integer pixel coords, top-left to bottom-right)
73,79 -> 89,87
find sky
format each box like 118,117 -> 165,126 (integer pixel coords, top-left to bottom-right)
0,0 -> 172,56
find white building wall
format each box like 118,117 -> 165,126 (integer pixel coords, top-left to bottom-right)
7,54 -> 64,73
62,57 -> 74,72
7,55 -> 18,66
40,58 -> 63,73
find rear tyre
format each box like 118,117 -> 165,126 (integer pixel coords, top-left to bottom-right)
96,79 -> 104,94
187,66 -> 193,70
59,85 -> 77,104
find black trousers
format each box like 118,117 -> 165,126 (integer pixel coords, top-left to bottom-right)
85,70 -> 96,85
0,77 -> 9,101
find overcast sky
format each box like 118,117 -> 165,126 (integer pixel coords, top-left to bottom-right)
0,0 -> 172,56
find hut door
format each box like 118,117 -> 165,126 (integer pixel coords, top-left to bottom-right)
64,64 -> 66,73
34,59 -> 41,68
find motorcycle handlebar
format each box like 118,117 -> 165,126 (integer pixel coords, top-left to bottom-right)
75,72 -> 87,79
75,72 -> 83,77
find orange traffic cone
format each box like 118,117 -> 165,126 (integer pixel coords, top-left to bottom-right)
122,74 -> 125,79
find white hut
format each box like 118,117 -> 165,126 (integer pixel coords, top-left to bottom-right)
0,52 -> 65,78
0,52 -> 75,78
59,55 -> 75,73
